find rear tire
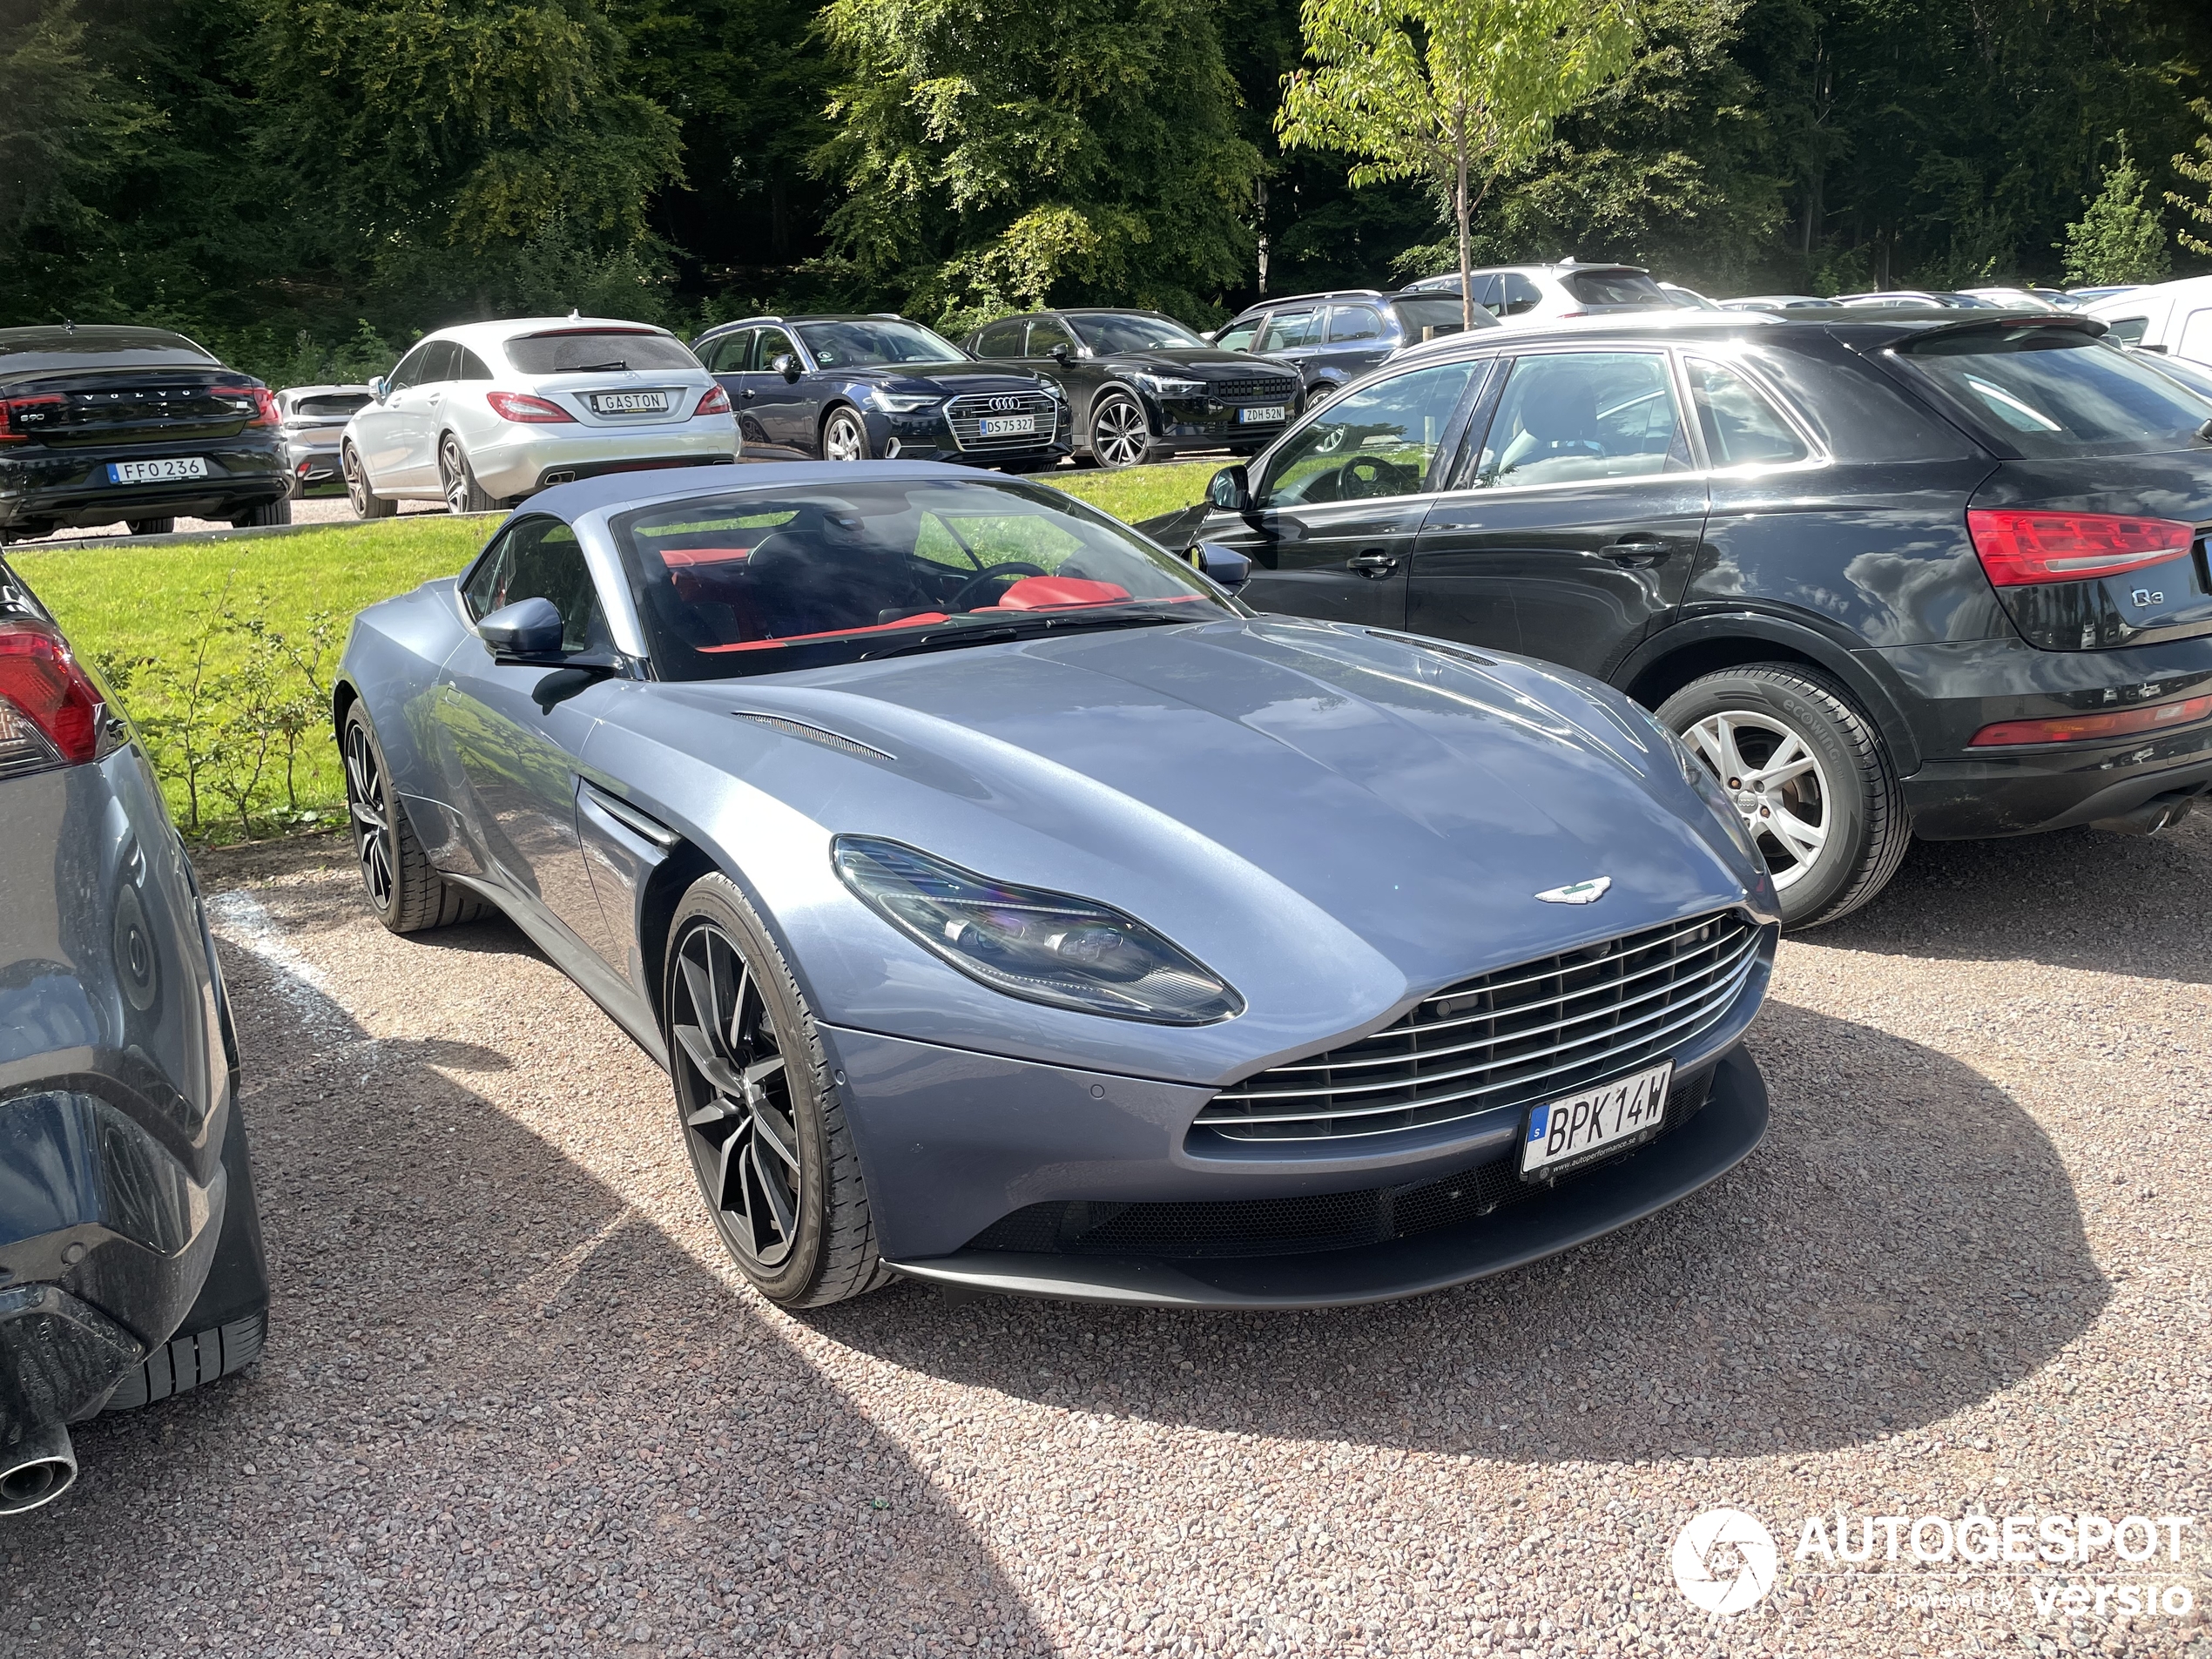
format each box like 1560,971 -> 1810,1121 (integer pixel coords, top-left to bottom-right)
125,518 -> 177,536
664,874 -> 893,1308
230,497 -> 292,529
341,702 -> 489,934
1656,664 -> 1910,930
343,444 -> 397,520
440,434 -> 501,514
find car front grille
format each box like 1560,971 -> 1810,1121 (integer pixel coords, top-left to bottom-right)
1208,376 -> 1298,402
1193,910 -> 1762,1143
944,392 -> 1060,451
964,1068 -> 1716,1259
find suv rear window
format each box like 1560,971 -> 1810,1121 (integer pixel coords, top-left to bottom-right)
1562,270 -> 1668,308
1391,296 -> 1494,341
1896,326 -> 2212,458
506,330 -> 698,374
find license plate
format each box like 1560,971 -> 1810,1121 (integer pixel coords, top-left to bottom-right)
109,456 -> 210,485
1238,405 -> 1286,424
1521,1060 -> 1674,1180
590,391 -> 670,415
977,415 -> 1035,437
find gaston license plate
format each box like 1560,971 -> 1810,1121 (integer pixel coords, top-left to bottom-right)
1520,1059 -> 1673,1180
1238,405 -> 1286,424
109,456 -> 210,484
590,391 -> 670,415
977,415 -> 1035,436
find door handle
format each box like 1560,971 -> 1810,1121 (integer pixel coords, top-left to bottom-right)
1347,550 -> 1399,578
1598,536 -> 1670,567
740,388 -> 756,399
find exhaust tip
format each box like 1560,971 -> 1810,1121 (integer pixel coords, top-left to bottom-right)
0,1423 -> 78,1515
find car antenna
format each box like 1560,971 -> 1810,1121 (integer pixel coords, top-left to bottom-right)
568,307 -> 580,320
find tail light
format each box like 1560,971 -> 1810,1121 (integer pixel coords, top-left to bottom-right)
0,394 -> 64,443
1966,509 -> 2195,586
487,391 -> 576,424
1969,692 -> 2212,746
212,386 -> 281,428
0,621 -> 119,775
692,385 -> 732,419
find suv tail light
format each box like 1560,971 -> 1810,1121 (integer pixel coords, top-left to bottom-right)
1966,509 -> 2195,586
1969,692 -> 2212,746
212,386 -> 281,428
0,621 -> 118,775
487,391 -> 576,424
692,385 -> 731,419
0,393 -> 64,443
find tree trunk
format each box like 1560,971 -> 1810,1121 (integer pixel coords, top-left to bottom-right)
1456,112 -> 1474,333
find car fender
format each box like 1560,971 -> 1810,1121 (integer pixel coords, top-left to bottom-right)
1615,608 -> 1926,778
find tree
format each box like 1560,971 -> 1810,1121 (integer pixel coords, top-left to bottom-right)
2061,138 -> 2171,287
2170,99 -> 2212,260
1275,0 -> 1635,328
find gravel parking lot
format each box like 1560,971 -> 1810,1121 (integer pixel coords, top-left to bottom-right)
3,821 -> 2209,1659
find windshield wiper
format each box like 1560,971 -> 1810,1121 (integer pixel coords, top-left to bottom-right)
569,360 -> 629,373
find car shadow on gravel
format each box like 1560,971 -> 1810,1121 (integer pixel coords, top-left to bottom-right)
10,892 -> 1050,1659
814,1001 -> 2109,1468
1815,813 -> 2212,983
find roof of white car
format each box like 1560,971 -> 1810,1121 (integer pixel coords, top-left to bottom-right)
2083,274 -> 2212,315
422,317 -> 680,347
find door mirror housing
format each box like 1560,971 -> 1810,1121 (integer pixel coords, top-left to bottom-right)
1049,342 -> 1073,364
478,596 -> 566,663
1190,542 -> 1252,593
368,375 -> 389,402
769,354 -> 802,382
1206,464 -> 1251,513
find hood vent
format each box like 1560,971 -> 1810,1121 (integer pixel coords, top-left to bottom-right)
732,711 -> 893,760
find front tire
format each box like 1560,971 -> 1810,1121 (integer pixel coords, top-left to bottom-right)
1657,664 -> 1910,930
341,703 -> 488,934
664,874 -> 891,1307
440,434 -> 500,514
343,444 -> 397,520
821,407 -> 871,462
1089,389 -> 1155,469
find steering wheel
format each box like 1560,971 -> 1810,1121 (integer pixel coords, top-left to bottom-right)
1339,455 -> 1419,499
948,562 -> 1050,610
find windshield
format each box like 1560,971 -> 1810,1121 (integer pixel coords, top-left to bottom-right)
794,320 -> 965,368
1896,326 -> 2212,457
2134,349 -> 2212,407
287,393 -> 372,419
1068,314 -> 1208,353
1561,270 -> 1669,308
613,478 -> 1237,680
1390,295 -> 1497,339
506,330 -> 698,374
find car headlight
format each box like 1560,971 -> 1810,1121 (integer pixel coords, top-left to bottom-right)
833,835 -> 1244,1025
1130,373 -> 1208,400
870,391 -> 943,413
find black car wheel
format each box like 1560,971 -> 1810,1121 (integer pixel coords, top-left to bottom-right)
341,703 -> 487,934
1658,664 -> 1910,930
664,874 -> 892,1307
440,434 -> 500,514
230,498 -> 293,529
822,407 -> 870,462
125,518 -> 177,536
343,444 -> 397,520
1090,390 -> 1154,469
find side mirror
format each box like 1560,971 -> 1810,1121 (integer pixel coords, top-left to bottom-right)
1049,342 -> 1073,364
770,354 -> 802,382
368,376 -> 389,402
1199,330 -> 1219,345
1206,464 -> 1251,513
1190,542 -> 1251,593
2138,342 -> 2169,354
479,596 -> 565,662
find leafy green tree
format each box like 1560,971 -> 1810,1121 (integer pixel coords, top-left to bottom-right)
2169,99 -> 2212,260
2062,138 -> 2171,287
814,0 -> 1261,328
1275,0 -> 1635,327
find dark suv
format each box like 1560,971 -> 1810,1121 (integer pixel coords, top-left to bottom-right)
1210,290 -> 1500,406
0,326 -> 293,542
691,314 -> 1070,472
1150,310 -> 2212,927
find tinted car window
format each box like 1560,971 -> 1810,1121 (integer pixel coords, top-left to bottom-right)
1685,358 -> 1811,467
1259,310 -> 1321,350
1261,361 -> 1479,507
1325,306 -> 1385,343
1561,270 -> 1669,308
2099,315 -> 2150,347
386,342 -> 435,394
1026,316 -> 1078,353
1391,296 -> 1488,341
288,393 -> 372,419
506,330 -> 698,374
1215,320 -> 1260,353
610,479 -> 1232,680
755,327 -> 799,368
417,340 -> 460,384
1498,274 -> 1541,316
1476,353 -> 1690,487
1068,313 -> 1205,352
794,320 -> 962,367
972,320 -> 1027,357
699,332 -> 752,373
463,516 -> 610,653
1896,327 -> 2212,457
455,348 -> 493,381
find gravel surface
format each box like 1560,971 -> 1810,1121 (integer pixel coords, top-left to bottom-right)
3,820 -> 2208,1658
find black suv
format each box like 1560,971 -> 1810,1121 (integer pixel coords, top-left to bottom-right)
1210,290 -> 1500,406
0,326 -> 293,542
964,308 -> 1304,469
1150,310 -> 2212,927
691,314 -> 1070,472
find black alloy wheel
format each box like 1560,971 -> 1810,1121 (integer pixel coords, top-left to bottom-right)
343,714 -> 398,916
344,444 -> 397,520
1090,390 -> 1151,469
341,704 -> 485,934
440,435 -> 499,514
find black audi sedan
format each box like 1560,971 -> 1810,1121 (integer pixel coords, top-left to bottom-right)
1147,309 -> 2212,929
0,325 -> 293,542
691,314 -> 1070,470
962,308 -> 1305,469
1207,289 -> 1500,407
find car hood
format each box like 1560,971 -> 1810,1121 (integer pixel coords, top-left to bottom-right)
1096,348 -> 1298,374
597,617 -> 1771,1082
840,365 -> 1053,396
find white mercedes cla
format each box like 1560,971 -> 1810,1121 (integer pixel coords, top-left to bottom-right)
341,317 -> 738,516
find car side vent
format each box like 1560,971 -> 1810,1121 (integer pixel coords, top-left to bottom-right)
732,711 -> 893,760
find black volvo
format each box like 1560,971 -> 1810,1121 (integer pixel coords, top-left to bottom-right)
0,326 -> 293,542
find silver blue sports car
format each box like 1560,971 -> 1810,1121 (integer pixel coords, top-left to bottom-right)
332,462 -> 1779,1308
